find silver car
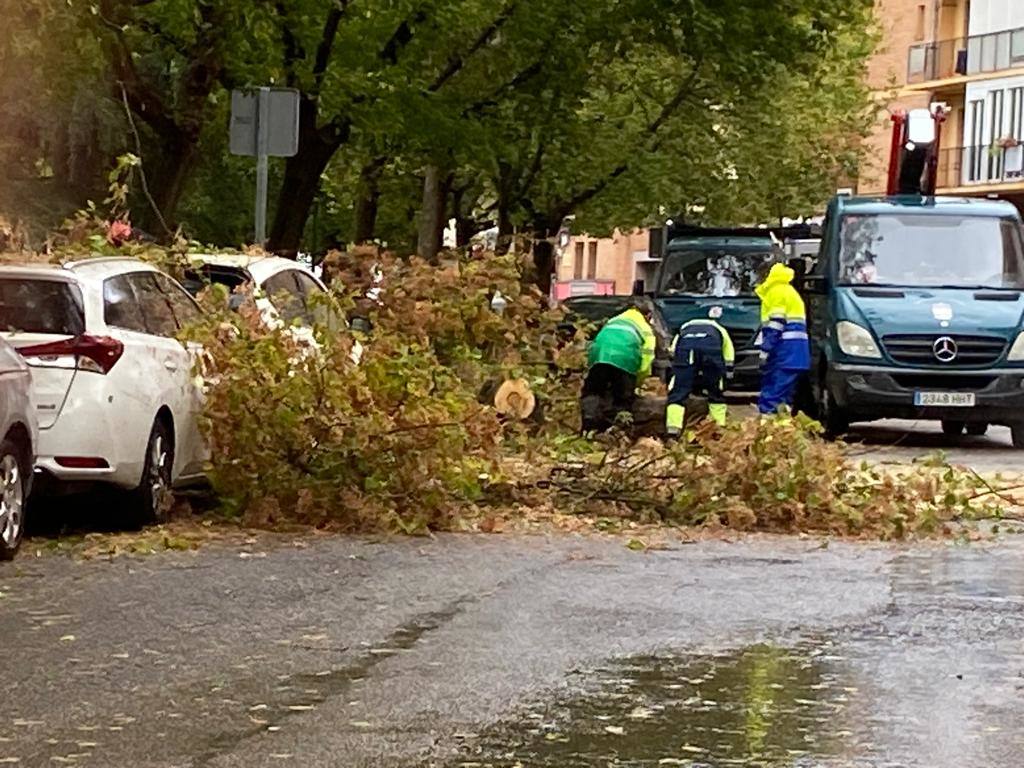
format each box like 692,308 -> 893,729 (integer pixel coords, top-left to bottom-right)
0,336 -> 37,559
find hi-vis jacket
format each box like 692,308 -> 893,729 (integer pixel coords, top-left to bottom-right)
755,263 -> 810,371
587,308 -> 656,381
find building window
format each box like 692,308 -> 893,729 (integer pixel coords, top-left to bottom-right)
573,242 -> 584,280
1013,30 -> 1024,64
914,5 -> 926,42
587,242 -> 598,279
969,98 -> 985,181
1011,88 -> 1024,139
988,89 -> 1005,179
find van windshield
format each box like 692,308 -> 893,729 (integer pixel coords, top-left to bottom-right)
839,213 -> 1024,289
658,248 -> 778,296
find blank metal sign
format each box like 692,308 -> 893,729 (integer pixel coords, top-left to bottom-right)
229,88 -> 300,158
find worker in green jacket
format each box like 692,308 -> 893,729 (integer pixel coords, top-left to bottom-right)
581,302 -> 656,432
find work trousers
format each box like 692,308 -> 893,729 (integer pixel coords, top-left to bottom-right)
580,363 -> 636,433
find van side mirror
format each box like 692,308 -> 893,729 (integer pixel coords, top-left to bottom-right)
787,257 -> 807,282
802,274 -> 828,295
632,279 -> 645,296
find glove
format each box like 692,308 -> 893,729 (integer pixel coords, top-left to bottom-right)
759,351 -> 768,363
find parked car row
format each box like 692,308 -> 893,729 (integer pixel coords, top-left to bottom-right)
0,254 -> 335,560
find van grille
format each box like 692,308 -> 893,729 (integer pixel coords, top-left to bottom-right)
890,374 -> 997,392
882,334 -> 1006,367
726,328 -> 756,350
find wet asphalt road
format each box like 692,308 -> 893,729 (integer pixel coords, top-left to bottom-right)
3,531 -> 1024,768
844,420 -> 1020,475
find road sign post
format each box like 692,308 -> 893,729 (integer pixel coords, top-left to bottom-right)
230,87 -> 300,246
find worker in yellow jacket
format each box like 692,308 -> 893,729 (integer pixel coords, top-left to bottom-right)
755,263 -> 810,414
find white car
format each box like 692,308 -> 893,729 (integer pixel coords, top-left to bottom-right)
182,254 -> 337,330
0,259 -> 206,524
182,253 -> 358,361
0,336 -> 38,560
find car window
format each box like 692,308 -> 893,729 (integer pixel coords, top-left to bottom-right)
152,272 -> 203,329
103,275 -> 148,333
0,279 -> 85,335
128,273 -> 178,338
263,271 -> 306,325
293,271 -> 340,329
182,265 -> 250,297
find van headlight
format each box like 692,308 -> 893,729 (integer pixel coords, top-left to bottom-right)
836,321 -> 881,359
1009,332 -> 1024,361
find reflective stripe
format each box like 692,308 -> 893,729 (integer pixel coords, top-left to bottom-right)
766,321 -> 785,331
782,330 -> 809,340
605,319 -> 643,343
666,403 -> 685,431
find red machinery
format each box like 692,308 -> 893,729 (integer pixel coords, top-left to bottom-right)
886,105 -> 949,196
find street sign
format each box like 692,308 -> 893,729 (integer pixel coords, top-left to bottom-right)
230,87 -> 301,244
230,88 -> 300,158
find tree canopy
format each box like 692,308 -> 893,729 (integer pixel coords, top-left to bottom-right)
0,0 -> 876,262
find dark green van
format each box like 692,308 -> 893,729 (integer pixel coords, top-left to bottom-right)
652,235 -> 783,389
804,195 -> 1024,447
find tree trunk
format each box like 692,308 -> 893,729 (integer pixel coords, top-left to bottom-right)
532,238 -> 555,297
417,164 -> 445,262
353,158 -> 385,243
267,99 -> 347,257
150,132 -> 201,231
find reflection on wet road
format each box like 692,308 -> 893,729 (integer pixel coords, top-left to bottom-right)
454,645 -> 849,766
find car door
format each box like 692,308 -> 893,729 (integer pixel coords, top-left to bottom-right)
151,272 -> 209,475
118,272 -> 198,480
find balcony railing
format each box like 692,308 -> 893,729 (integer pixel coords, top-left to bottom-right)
908,25 -> 1024,84
935,144 -> 1024,189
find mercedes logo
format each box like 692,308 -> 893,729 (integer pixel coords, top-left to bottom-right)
933,336 -> 958,363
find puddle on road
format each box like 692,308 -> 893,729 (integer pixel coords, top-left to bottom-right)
452,644 -> 855,767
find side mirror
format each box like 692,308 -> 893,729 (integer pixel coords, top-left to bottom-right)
632,279 -> 645,296
787,257 -> 807,282
802,274 -> 828,295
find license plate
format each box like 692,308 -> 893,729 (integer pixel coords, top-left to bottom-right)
914,391 -> 976,407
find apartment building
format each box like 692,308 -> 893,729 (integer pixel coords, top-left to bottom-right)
869,0 -> 1024,209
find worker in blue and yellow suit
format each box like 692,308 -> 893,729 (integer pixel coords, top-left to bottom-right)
755,263 -> 810,415
665,306 -> 735,435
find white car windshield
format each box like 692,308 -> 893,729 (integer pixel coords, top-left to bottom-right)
839,213 -> 1024,289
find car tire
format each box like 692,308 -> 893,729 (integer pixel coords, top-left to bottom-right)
819,386 -> 849,439
965,423 -> 988,437
942,420 -> 965,437
1012,424 -> 1024,450
128,418 -> 174,527
0,436 -> 29,561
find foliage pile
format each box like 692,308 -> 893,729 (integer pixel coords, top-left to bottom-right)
182,250 -> 1008,540
187,250 -> 586,532
516,416 -> 1002,540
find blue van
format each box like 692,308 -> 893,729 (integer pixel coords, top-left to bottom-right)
651,235 -> 782,389
804,195 -> 1024,448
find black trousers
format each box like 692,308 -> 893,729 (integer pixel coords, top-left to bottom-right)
581,363 -> 636,432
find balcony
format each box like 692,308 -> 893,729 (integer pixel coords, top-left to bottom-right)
935,143 -> 1024,190
908,26 -> 1024,85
